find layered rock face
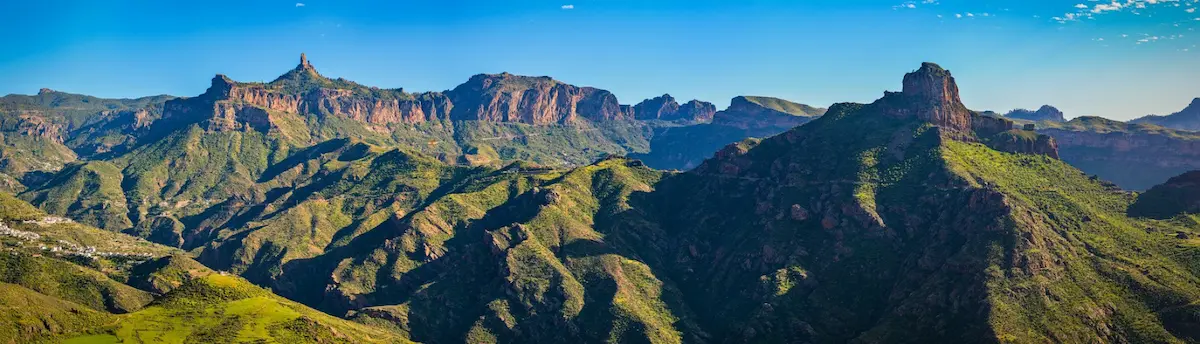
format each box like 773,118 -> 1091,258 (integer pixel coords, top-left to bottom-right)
1005,105 -> 1065,122
188,72 -> 452,130
630,94 -> 716,121
163,56 -> 638,131
1040,117 -> 1200,190
1132,98 -> 1200,131
446,73 -> 626,124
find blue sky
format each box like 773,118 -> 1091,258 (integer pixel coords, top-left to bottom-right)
1,0 -> 1198,120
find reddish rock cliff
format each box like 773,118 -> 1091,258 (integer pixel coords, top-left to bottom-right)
446,73 -> 626,124
632,94 -> 682,120
160,56 -> 636,132
678,100 -> 717,122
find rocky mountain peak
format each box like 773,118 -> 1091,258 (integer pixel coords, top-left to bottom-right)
37,88 -> 55,95
295,52 -> 317,73
270,53 -> 323,85
203,74 -> 236,99
885,62 -> 971,131
1186,98 -> 1200,113
901,62 -> 963,107
631,94 -> 681,120
630,94 -> 715,122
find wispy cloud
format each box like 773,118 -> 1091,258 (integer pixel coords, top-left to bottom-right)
561,4 -> 574,10
893,1 -> 938,10
295,2 -> 305,7
1054,0 -> 1200,23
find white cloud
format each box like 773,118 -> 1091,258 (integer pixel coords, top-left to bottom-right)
295,2 -> 305,7
561,4 -> 574,10
1057,0 -> 1200,23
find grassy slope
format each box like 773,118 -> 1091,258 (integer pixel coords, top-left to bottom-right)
1041,116 -> 1200,140
944,141 -> 1200,343
21,161 -> 131,230
0,283 -> 116,344
259,156 -> 701,343
64,274 -> 411,344
742,96 -> 826,117
3,190 -> 413,343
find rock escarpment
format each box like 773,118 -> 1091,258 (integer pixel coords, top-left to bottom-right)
445,73 -> 626,124
1039,116 -> 1200,190
161,55 -> 641,131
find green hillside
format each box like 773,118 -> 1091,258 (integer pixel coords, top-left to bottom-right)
66,274 -> 411,344
0,191 -> 414,343
742,96 -> 826,117
0,283 -> 116,344
6,60 -> 1200,343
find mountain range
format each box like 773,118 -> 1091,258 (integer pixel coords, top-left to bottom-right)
3,58 -> 1200,343
1133,98 -> 1200,131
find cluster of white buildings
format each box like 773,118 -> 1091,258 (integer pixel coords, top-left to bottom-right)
1,219 -> 152,261
0,221 -> 41,241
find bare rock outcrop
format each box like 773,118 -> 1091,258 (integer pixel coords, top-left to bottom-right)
446,73 -> 626,124
630,94 -> 716,121
880,62 -> 973,132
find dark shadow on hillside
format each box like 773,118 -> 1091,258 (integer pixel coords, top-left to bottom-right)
257,138 -> 349,183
